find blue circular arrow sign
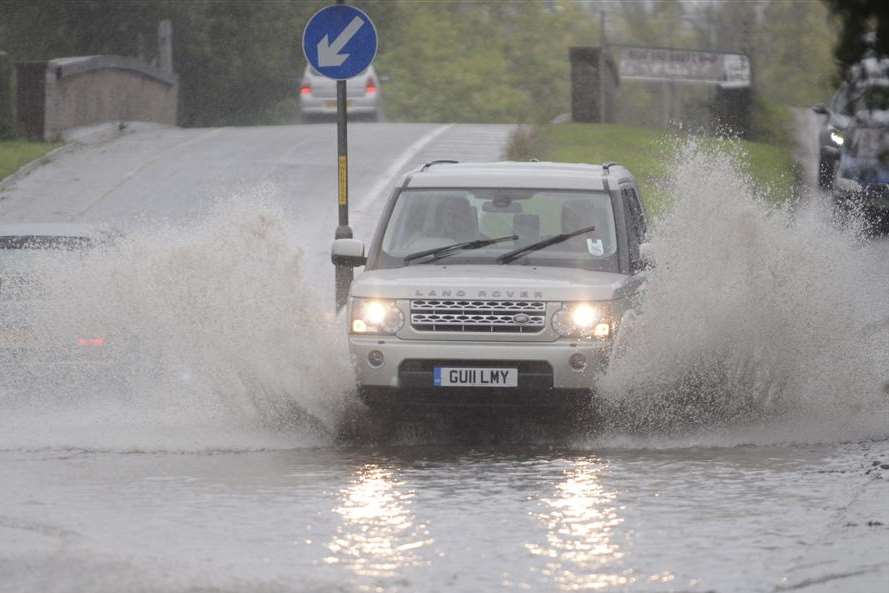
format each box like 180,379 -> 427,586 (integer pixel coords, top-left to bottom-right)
302,5 -> 378,80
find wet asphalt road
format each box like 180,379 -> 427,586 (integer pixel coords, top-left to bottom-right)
2,441 -> 888,593
0,122 -> 888,592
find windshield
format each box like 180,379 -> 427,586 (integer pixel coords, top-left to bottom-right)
378,188 -> 618,271
832,85 -> 851,115
850,85 -> 889,113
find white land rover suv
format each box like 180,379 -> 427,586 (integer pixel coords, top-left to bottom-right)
331,161 -> 648,411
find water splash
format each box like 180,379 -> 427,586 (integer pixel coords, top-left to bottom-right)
0,195 -> 356,452
3,143 -> 887,452
598,139 -> 889,444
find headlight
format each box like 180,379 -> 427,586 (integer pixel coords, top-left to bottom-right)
829,130 -> 845,146
351,298 -> 404,334
552,302 -> 612,339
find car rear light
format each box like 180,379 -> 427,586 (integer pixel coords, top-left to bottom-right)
365,79 -> 377,95
77,337 -> 106,347
300,83 -> 312,96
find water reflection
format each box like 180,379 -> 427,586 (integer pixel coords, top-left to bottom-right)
325,464 -> 431,580
527,459 -> 638,590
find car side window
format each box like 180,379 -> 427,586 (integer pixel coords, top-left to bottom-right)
622,186 -> 646,240
621,185 -> 646,271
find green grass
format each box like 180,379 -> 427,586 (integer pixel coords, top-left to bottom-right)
0,140 -> 61,181
540,123 -> 798,217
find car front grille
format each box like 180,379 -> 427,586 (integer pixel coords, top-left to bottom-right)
410,299 -> 546,333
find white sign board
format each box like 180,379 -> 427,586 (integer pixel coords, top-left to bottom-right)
616,46 -> 750,89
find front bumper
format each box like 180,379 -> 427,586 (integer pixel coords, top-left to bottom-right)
349,336 -> 610,398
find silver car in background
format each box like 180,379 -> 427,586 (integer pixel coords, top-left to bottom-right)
298,65 -> 382,122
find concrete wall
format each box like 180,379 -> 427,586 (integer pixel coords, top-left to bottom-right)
20,55 -> 177,141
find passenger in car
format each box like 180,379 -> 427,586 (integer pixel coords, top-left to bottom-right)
561,200 -> 608,256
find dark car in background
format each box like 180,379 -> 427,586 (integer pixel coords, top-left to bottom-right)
812,83 -> 852,189
829,54 -> 889,229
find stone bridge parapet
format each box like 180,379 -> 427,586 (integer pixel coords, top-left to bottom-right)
17,55 -> 178,141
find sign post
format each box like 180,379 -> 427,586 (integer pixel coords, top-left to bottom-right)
302,2 -> 378,310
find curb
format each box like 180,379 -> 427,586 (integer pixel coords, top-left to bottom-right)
0,121 -> 149,195
0,142 -> 77,194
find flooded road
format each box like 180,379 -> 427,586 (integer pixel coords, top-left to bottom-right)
1,124 -> 888,592
2,440 -> 888,593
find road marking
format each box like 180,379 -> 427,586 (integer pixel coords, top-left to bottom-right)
354,124 -> 454,213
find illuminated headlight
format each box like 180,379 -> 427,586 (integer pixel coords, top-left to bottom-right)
351,299 -> 404,334
829,130 -> 845,146
552,303 -> 612,339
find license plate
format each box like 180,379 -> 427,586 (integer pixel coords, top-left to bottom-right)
324,100 -> 352,108
433,367 -> 518,388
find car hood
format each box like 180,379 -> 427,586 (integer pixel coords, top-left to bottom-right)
351,265 -> 632,301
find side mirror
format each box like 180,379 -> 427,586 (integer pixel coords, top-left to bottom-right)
638,242 -> 655,270
331,238 -> 366,267
811,104 -> 829,115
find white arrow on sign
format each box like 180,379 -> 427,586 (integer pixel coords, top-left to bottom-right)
317,16 -> 365,68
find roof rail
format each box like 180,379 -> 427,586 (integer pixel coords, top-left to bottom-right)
421,159 -> 459,171
602,161 -> 617,174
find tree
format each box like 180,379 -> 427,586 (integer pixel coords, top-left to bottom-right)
824,0 -> 889,70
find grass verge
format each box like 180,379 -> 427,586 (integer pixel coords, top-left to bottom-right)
0,140 -> 62,181
535,123 -> 799,217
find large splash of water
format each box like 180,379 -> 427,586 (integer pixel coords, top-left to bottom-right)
1,142 -> 887,451
0,197 -> 356,452
598,140 -> 889,445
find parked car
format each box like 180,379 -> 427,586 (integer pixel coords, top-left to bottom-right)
330,161 -> 649,416
298,64 -> 382,122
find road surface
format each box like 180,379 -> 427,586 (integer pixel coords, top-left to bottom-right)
0,122 -> 887,593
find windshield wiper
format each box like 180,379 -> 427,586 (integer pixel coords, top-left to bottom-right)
497,225 -> 596,264
403,234 -> 518,264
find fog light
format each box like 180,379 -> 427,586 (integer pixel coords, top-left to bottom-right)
569,352 -> 587,371
368,350 -> 385,367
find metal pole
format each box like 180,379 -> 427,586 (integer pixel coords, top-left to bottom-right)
336,79 -> 349,230
333,0 -> 353,311
598,10 -> 607,124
